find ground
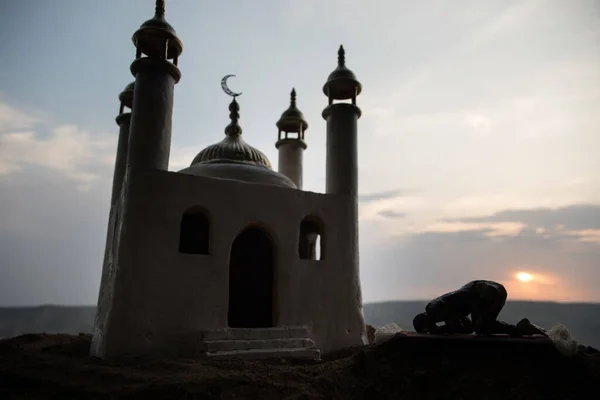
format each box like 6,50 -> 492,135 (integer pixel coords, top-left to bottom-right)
0,333 -> 598,399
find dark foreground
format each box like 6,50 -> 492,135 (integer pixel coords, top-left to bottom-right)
0,333 -> 598,400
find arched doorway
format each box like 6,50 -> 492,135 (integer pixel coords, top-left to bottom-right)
228,227 -> 275,328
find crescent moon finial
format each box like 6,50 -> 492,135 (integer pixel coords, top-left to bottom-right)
221,74 -> 243,98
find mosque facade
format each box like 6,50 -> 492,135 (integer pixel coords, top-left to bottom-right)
91,0 -> 367,360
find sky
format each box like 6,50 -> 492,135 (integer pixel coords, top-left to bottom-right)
0,0 -> 599,306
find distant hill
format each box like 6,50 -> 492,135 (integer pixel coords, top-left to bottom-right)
0,305 -> 96,340
1,301 -> 599,348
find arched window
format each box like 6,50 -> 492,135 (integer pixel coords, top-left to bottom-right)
298,216 -> 325,260
179,208 -> 210,255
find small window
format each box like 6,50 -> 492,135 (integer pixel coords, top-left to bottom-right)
298,216 -> 325,260
179,209 -> 210,255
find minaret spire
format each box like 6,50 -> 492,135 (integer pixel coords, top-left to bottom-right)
290,88 -> 297,107
338,45 -> 345,67
155,0 -> 165,18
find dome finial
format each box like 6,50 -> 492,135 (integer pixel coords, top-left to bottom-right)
225,98 -> 243,137
338,45 -> 345,67
155,0 -> 165,18
290,88 -> 297,107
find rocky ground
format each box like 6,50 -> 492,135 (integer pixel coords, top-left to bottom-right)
0,333 -> 598,400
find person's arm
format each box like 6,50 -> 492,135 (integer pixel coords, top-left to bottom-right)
442,315 -> 468,334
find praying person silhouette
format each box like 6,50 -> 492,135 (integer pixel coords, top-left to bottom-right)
413,280 -> 539,336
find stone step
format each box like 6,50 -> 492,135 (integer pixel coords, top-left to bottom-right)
204,337 -> 315,353
206,347 -> 321,361
200,326 -> 312,341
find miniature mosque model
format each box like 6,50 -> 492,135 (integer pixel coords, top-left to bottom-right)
91,0 -> 367,360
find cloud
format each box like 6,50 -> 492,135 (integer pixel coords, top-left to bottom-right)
467,0 -> 545,49
0,102 -> 40,131
407,204 -> 600,245
0,99 -> 221,188
565,229 -> 600,244
418,221 -> 526,237
377,210 -> 406,219
444,204 -> 600,231
358,190 -> 426,227
440,195 -> 599,220
359,189 -> 407,203
0,101 -> 116,191
168,145 -> 206,171
464,113 -> 492,136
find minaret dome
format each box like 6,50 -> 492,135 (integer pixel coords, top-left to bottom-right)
322,45 -> 362,104
276,88 -> 308,137
118,82 -> 135,114
132,0 -> 183,63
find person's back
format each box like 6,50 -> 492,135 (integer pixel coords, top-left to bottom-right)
416,280 -> 509,334
426,280 -> 497,319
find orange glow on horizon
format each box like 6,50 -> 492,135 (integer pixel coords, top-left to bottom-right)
501,269 -> 580,302
515,271 -> 534,282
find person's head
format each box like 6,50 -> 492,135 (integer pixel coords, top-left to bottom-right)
413,312 -> 437,333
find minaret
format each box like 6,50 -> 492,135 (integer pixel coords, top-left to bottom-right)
89,0 -> 184,359
275,88 -> 308,189
322,45 -> 362,196
92,82 -> 134,358
127,0 -> 183,174
322,45 -> 365,314
111,82 -> 134,205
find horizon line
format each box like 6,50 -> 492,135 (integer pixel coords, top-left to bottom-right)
2,299 -> 600,308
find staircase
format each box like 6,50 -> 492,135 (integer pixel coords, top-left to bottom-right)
198,326 -> 320,361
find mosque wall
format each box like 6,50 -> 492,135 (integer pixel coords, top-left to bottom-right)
99,169 -> 365,357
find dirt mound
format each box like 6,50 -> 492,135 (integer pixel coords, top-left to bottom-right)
0,333 -> 598,399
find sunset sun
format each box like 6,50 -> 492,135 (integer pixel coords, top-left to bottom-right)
516,272 -> 534,283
